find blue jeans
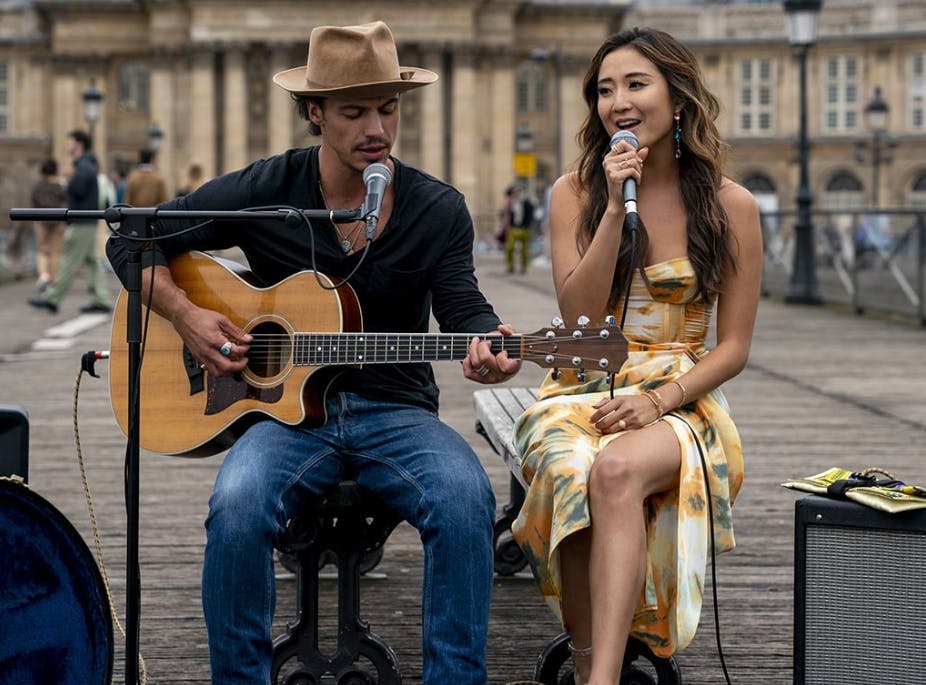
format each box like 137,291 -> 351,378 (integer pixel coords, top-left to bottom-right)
201,392 -> 495,684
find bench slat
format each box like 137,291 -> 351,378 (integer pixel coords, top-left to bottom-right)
473,387 -> 538,489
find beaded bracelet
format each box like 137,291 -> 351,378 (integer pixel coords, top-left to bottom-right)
672,378 -> 688,406
567,641 -> 593,658
642,389 -> 665,417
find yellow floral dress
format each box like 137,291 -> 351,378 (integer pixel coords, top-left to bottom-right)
511,256 -> 744,657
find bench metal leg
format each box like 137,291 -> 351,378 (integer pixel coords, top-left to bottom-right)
271,482 -> 403,685
493,473 -> 529,576
534,632 -> 683,685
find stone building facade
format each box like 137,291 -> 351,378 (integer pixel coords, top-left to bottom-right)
1,0 -> 925,239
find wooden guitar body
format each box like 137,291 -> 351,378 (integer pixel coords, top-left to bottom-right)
109,251 -> 360,456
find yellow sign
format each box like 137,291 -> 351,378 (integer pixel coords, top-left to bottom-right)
513,152 -> 536,178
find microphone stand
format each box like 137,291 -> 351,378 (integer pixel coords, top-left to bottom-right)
9,203 -> 360,685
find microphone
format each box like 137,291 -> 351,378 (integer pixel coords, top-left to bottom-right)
361,162 -> 393,240
608,130 -> 639,217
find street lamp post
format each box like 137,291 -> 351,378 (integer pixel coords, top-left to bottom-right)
855,86 -> 894,208
81,78 -> 103,143
147,122 -> 165,154
784,0 -> 824,305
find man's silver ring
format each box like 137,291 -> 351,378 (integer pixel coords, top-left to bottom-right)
219,341 -> 233,356
477,365 -> 490,377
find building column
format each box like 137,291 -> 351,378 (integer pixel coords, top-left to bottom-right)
150,56 -> 175,195
223,45 -> 248,173
52,70 -> 79,165
419,48 -> 446,180
268,47 -> 294,156
560,66 -> 584,178
190,48 -> 216,179
449,49 -> 478,205
489,54 -> 516,234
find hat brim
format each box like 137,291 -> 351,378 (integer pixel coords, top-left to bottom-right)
272,65 -> 438,97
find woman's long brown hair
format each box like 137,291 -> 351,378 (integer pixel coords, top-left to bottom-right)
575,27 -> 736,310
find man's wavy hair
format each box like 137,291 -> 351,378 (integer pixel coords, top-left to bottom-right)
575,27 -> 735,309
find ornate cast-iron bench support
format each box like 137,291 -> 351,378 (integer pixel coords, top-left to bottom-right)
271,480 -> 403,685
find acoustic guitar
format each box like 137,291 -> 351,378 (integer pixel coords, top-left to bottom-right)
109,251 -> 628,457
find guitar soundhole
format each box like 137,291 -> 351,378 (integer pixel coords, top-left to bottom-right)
247,320 -> 291,381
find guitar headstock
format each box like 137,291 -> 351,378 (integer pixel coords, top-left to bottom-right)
520,317 -> 628,373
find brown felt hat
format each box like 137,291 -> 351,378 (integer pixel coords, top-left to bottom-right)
272,21 -> 437,97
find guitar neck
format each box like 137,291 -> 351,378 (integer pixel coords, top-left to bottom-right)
293,332 -> 522,366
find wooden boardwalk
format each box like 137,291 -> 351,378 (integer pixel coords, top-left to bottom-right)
1,251 -> 924,684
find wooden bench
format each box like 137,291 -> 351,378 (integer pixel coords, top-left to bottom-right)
473,387 -> 683,685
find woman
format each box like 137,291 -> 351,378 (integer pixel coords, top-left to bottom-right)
30,158 -> 68,289
511,27 -> 762,685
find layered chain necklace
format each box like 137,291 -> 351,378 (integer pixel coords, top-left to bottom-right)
318,180 -> 365,255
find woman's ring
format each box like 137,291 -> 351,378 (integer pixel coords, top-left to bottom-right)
618,419 -> 627,429
219,341 -> 233,356
477,365 -> 490,377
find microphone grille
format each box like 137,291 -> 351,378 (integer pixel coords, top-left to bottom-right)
363,162 -> 393,183
609,130 -> 639,152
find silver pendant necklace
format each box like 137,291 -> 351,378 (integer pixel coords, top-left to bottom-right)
319,180 -> 363,255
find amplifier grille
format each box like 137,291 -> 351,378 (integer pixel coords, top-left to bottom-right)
803,526 -> 926,684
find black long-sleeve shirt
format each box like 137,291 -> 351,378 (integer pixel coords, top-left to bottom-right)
106,146 -> 501,413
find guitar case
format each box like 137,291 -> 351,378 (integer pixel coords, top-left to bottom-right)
0,477 -> 113,685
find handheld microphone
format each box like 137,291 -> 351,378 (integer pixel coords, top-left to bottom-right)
361,162 -> 393,240
608,130 -> 639,217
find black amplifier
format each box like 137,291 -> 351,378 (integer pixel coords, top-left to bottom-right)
0,404 -> 29,482
794,495 -> 926,684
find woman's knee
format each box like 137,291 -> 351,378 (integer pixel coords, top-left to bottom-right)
588,448 -> 639,501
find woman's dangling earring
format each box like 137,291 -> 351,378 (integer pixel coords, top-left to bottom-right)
674,111 -> 682,160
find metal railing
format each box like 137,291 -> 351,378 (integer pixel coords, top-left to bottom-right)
760,208 -> 926,326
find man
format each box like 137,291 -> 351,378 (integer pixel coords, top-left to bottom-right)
504,184 -> 535,274
106,21 -> 520,685
29,129 -> 112,314
124,148 -> 169,207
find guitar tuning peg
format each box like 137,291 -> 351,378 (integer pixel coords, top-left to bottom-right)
551,316 -> 564,328
604,315 -> 616,326
598,359 -> 610,369
551,368 -> 561,380
577,370 -> 587,383
577,315 -> 590,328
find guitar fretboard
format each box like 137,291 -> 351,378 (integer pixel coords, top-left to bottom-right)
293,333 -> 522,366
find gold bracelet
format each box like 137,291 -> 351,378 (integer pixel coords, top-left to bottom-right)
672,379 -> 688,406
642,389 -> 664,417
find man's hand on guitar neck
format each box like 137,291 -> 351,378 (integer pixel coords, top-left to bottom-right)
463,323 -> 521,384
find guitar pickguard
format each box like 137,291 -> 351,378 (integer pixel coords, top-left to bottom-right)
205,375 -> 284,416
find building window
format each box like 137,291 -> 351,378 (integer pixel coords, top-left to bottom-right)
516,60 -> 547,113
822,55 -> 860,133
118,62 -> 150,113
910,52 -> 924,130
736,58 -> 773,134
0,61 -> 9,133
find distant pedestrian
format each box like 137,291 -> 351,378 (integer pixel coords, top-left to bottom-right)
30,158 -> 68,291
176,162 -> 205,197
28,129 -> 112,315
504,184 -> 534,274
125,149 -> 169,207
